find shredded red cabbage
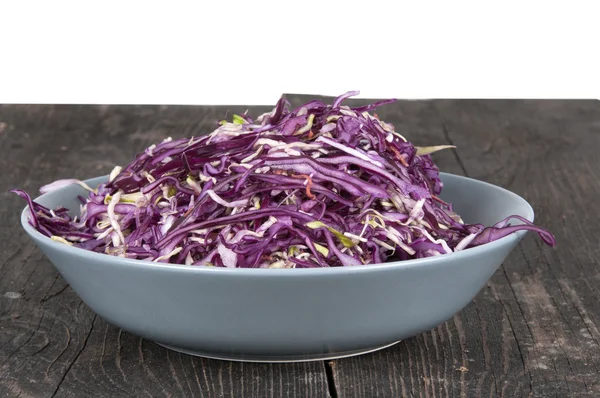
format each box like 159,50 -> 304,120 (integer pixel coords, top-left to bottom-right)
12,92 -> 555,267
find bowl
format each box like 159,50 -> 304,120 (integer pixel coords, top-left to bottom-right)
20,173 -> 533,362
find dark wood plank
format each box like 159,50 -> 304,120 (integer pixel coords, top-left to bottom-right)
0,104 -> 329,398
2,98 -> 600,398
322,98 -> 600,398
437,100 -> 600,397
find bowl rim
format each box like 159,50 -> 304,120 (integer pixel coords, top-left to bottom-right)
20,172 -> 534,276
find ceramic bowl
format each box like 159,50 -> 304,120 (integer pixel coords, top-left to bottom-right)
20,173 -> 533,362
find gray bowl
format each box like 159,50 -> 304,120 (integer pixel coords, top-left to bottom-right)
20,173 -> 533,362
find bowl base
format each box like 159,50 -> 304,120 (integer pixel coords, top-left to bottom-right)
155,340 -> 402,363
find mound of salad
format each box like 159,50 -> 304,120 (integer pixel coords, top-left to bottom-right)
12,91 -> 555,268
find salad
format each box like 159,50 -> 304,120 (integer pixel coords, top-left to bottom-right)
12,91 -> 555,268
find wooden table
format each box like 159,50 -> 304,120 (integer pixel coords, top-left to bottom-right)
1,97 -> 599,398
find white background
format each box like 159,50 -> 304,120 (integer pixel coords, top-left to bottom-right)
0,1 -> 598,104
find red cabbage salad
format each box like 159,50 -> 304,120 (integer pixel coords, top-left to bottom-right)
12,92 -> 555,268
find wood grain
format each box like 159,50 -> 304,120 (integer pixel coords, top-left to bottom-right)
322,99 -> 600,398
1,98 -> 599,397
0,104 -> 329,398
